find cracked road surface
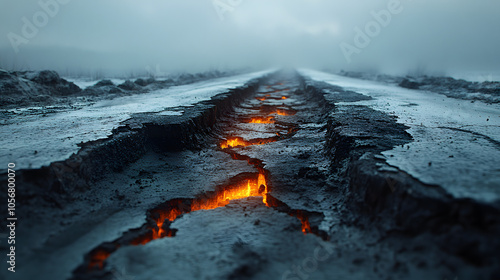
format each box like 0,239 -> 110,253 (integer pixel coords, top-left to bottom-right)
4,70 -> 499,280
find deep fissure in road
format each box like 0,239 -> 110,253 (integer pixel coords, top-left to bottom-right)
73,74 -> 326,278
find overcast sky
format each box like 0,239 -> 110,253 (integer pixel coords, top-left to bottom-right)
1,0 -> 499,76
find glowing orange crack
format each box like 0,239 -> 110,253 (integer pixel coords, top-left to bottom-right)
136,173 -> 269,246
220,137 -> 250,149
88,250 -> 111,269
220,137 -> 278,149
255,96 -> 289,101
86,83 -> 312,272
247,116 -> 275,124
192,173 -> 268,210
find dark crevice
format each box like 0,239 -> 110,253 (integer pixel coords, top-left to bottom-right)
301,77 -> 500,270
71,71 -> 330,280
6,77 -> 265,207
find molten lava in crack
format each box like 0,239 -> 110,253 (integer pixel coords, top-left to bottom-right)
88,249 -> 112,269
192,173 -> 268,210
133,173 -> 269,246
220,137 -> 278,149
257,105 -> 297,117
87,173 -> 269,270
274,109 -> 297,116
247,116 -> 275,124
255,95 -> 289,101
220,137 -> 249,148
81,80 -> 318,275
265,196 -> 312,234
294,211 -> 312,234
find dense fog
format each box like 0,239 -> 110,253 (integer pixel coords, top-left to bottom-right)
1,0 -> 499,77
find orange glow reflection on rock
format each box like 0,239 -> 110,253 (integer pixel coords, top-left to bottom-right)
220,137 -> 249,149
152,207 -> 182,240
295,211 -> 312,234
221,137 -> 278,149
264,195 -> 312,235
258,173 -> 268,204
248,116 -> 275,124
192,175 -> 267,211
88,249 -> 112,269
274,109 -> 296,116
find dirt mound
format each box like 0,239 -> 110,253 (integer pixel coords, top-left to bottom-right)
339,70 -> 500,103
0,69 -> 81,107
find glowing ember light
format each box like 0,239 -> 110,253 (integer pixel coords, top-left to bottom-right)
274,109 -> 297,116
265,197 -> 312,235
88,249 -> 112,269
248,117 -> 275,124
220,137 -> 278,149
276,109 -> 288,116
258,173 -> 268,204
191,174 -> 267,211
151,207 -> 182,240
302,221 -> 311,234
295,211 -> 312,234
220,137 -> 249,149
256,94 -> 289,101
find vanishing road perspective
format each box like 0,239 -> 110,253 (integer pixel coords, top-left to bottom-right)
1,1 -> 500,280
